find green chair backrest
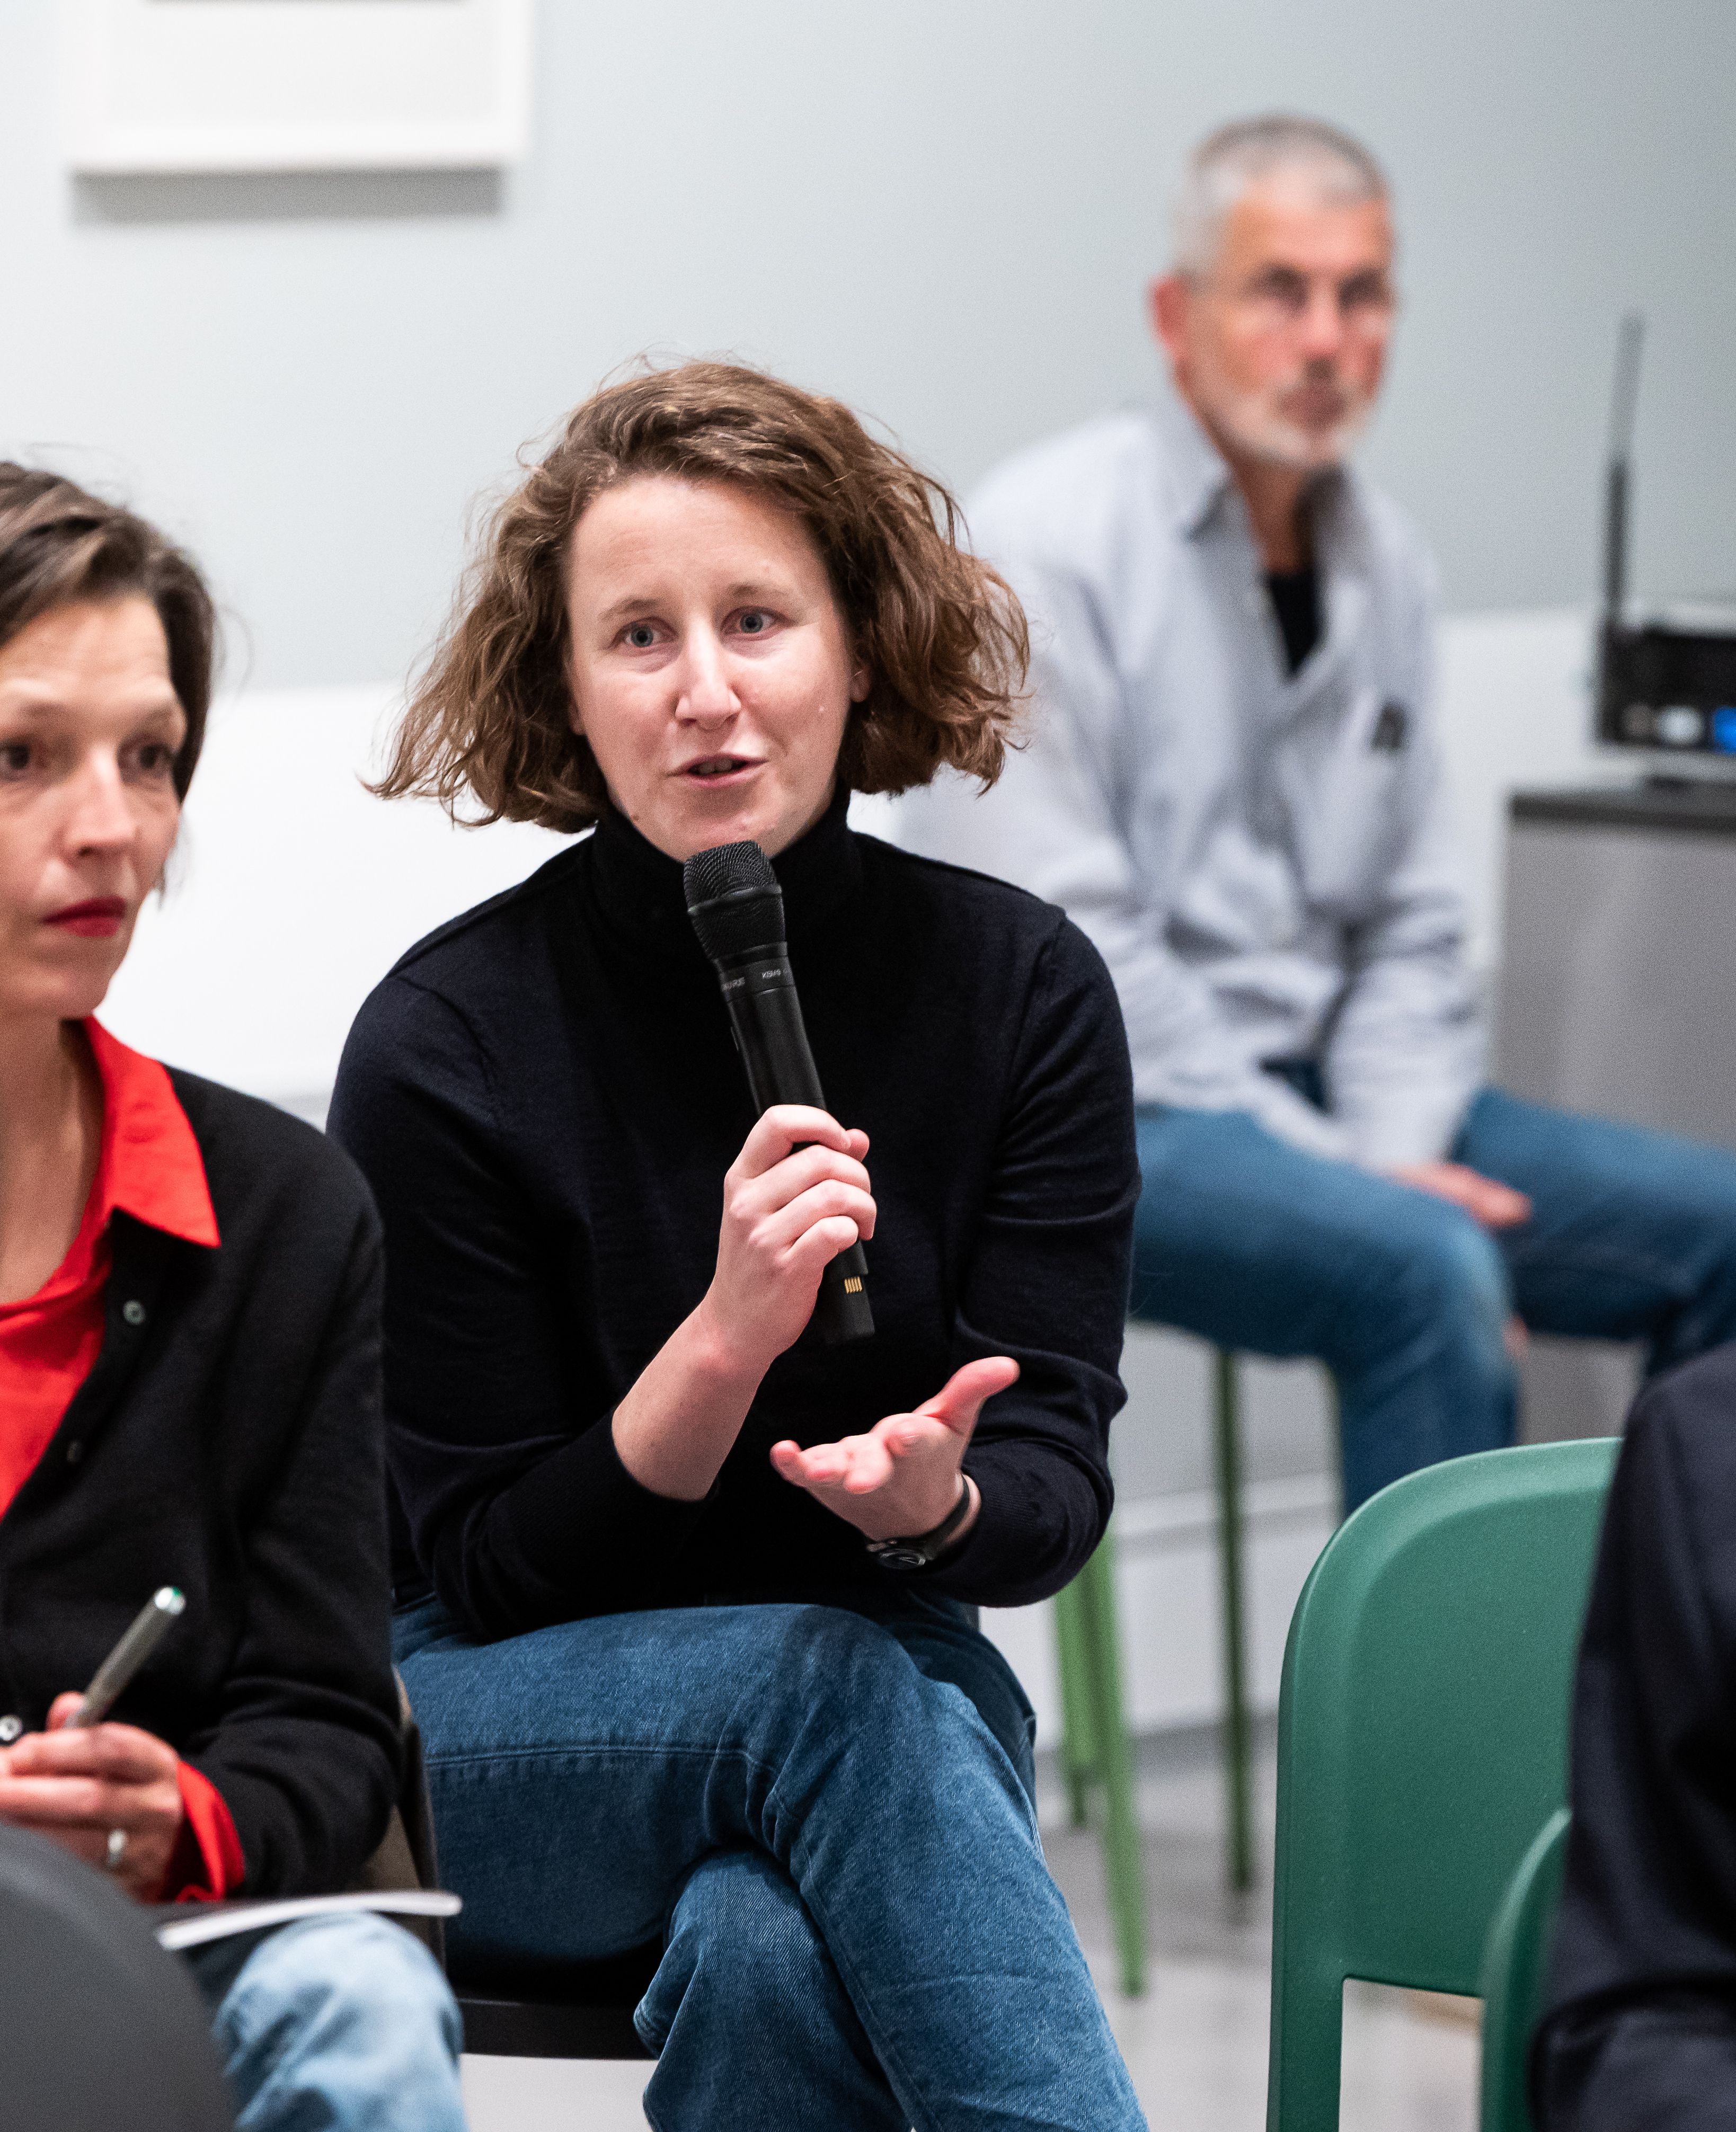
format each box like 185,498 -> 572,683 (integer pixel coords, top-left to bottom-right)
1478,1808 -> 1570,2132
1266,1440 -> 1616,2132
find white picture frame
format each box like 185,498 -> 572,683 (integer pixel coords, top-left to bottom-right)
62,0 -> 534,175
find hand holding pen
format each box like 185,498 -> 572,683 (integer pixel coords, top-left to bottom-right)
0,1588 -> 189,1902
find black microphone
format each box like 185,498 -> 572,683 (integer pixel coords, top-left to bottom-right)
684,840 -> 874,1346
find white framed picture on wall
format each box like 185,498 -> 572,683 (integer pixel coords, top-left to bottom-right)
61,0 -> 534,174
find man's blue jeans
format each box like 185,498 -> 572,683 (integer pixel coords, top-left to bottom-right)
1132,1086 -> 1736,1509
184,1913 -> 466,2130
394,1589 -> 1146,2132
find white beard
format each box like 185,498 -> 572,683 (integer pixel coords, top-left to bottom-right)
1204,380 -> 1375,474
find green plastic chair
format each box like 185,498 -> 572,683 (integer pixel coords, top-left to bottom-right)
1053,1527 -> 1146,1995
1478,1808 -> 1570,2132
1265,1437 -> 1615,2132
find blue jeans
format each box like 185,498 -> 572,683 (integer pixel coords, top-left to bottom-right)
394,1590 -> 1145,2132
1131,1085 -> 1736,1510
183,1913 -> 465,2131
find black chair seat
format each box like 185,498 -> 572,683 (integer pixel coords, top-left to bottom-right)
453,1941 -> 661,2060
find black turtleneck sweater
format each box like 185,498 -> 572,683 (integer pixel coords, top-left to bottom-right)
327,792 -> 1137,1642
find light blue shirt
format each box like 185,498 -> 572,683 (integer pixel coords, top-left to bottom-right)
898,386 -> 1484,1168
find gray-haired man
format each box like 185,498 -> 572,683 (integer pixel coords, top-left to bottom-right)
902,114 -> 1736,1509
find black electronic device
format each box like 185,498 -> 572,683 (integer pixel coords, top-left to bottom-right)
683,839 -> 874,1347
1596,312 -> 1736,759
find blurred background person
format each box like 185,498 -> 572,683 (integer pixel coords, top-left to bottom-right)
899,114 -> 1736,1511
0,466 -> 466,2129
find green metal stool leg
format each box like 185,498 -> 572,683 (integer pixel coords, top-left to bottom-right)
1053,1573 -> 1096,1828
1051,1533 -> 1148,1994
1079,1534 -> 1146,1996
1329,1372 -> 1345,1525
1214,1349 -> 1254,1893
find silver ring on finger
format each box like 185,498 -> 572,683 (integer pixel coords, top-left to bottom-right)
104,1828 -> 126,1873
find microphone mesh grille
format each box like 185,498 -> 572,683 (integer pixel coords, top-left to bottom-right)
684,841 -> 786,965
683,840 -> 777,905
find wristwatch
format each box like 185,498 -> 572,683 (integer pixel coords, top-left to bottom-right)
865,1476 -> 978,1571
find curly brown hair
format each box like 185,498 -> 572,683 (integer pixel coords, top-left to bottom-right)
374,361 -> 1029,831
0,465 -> 216,799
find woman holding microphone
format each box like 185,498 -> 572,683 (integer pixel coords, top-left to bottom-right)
335,361 -> 1147,2130
0,467 -> 465,2127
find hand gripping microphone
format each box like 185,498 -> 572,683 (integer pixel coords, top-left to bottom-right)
684,840 -> 874,1346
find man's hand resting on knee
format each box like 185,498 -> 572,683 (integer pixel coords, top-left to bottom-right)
1388,1161 -> 1531,1231
1388,1161 -> 1533,1357
769,1356 -> 1018,1544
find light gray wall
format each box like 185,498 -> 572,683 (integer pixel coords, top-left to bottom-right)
3,0 -> 1732,690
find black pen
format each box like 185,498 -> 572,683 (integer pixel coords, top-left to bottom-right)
70,1587 -> 186,1728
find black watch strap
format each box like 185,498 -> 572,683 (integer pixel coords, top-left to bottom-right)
865,1476 -> 976,1571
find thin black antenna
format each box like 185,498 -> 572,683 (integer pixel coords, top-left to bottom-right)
1602,311 -> 1644,623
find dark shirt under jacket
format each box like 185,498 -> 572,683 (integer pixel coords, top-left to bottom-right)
1265,564 -> 1322,677
0,1077 -> 400,1897
1533,1345 -> 1736,2130
329,788 -> 1139,1644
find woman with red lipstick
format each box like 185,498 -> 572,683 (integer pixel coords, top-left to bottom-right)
334,362 -> 1148,2131
0,466 -> 466,2128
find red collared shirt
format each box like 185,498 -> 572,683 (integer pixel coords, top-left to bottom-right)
0,1020 -> 244,1900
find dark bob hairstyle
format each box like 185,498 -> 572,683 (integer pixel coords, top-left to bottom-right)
0,464 -> 216,799
375,360 -> 1030,832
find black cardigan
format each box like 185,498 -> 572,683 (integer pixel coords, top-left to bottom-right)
0,1074 -> 400,1897
1533,1345 -> 1736,2126
329,792 -> 1138,1641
